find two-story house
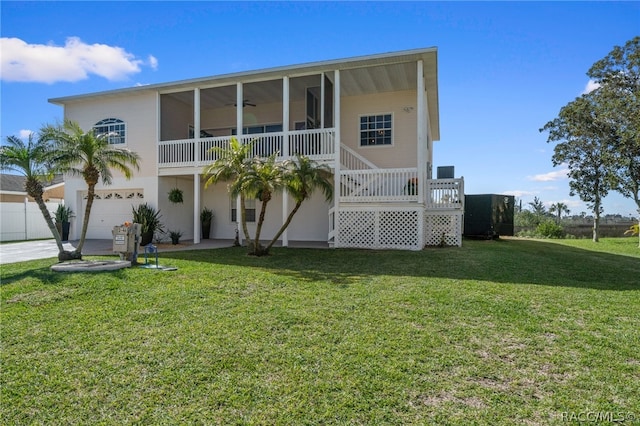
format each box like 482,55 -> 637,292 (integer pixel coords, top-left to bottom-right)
50,47 -> 464,250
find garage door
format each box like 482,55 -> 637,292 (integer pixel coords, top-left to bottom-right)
79,189 -> 145,239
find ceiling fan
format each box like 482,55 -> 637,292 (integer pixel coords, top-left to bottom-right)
226,99 -> 256,107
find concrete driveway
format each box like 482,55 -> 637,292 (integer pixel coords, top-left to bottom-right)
0,239 -> 238,265
0,239 -> 103,265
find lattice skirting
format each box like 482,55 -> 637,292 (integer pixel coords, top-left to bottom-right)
424,211 -> 463,247
336,206 -> 424,251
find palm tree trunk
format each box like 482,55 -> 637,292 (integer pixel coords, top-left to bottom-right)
239,194 -> 251,246
265,201 -> 302,253
251,198 -> 270,255
76,183 -> 95,253
592,199 -> 600,243
34,194 -> 65,253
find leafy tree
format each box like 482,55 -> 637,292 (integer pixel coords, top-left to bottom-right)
202,137 -> 254,245
0,134 -> 79,261
40,120 -> 140,255
588,37 -> 640,215
264,155 -> 333,254
549,202 -> 570,224
540,92 -> 617,242
528,196 -> 547,216
542,37 -> 639,243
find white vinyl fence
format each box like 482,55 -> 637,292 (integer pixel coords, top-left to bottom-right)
0,201 -> 61,242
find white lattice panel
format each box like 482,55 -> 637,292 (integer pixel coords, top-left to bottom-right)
425,212 -> 463,247
336,207 -> 423,250
379,210 -> 420,248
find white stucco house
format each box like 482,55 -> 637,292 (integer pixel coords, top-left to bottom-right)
49,47 -> 464,250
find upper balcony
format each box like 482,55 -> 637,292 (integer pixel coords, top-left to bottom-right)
158,128 -> 335,173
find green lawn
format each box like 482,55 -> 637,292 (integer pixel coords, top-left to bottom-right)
2,238 -> 639,425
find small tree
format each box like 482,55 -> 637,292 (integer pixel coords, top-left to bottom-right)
549,202 -> 570,224
0,134 -> 79,261
264,155 -> 333,254
540,93 -> 616,242
202,137 -> 254,245
238,154 -> 285,256
41,120 -> 140,256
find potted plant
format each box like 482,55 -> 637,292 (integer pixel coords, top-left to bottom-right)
132,203 -> 164,246
54,204 -> 74,241
200,207 -> 213,239
168,187 -> 184,204
169,230 -> 182,245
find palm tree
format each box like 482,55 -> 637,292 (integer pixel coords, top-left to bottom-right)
0,134 -> 79,261
202,137 -> 254,245
239,154 -> 286,255
40,120 -> 140,255
549,202 -> 570,224
264,155 -> 333,254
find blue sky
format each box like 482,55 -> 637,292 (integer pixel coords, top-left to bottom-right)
2,1 -> 639,217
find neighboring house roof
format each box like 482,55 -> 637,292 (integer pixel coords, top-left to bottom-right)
49,47 -> 440,140
0,173 -> 64,194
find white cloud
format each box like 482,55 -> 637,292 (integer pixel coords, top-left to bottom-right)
544,198 -> 582,209
18,129 -> 34,138
582,79 -> 601,94
1,37 -> 156,83
527,168 -> 569,182
148,55 -> 158,70
503,190 -> 537,198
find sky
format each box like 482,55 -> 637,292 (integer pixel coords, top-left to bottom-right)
1,1 -> 639,217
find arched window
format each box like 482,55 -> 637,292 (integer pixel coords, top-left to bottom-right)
94,118 -> 126,145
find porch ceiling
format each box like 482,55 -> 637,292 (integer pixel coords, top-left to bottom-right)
166,62 -> 420,109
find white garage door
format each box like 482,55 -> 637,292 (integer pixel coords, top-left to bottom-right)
79,189 -> 145,239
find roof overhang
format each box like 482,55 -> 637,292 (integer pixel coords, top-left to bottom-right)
49,47 -> 439,140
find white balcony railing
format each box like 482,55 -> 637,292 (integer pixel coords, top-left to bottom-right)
158,128 -> 335,168
340,168 -> 419,202
339,169 -> 464,209
426,178 -> 464,210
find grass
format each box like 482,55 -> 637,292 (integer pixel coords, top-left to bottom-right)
1,237 -> 639,425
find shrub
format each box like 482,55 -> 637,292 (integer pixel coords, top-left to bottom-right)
535,220 -> 565,239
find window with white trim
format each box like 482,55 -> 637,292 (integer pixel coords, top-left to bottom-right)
359,114 -> 392,146
231,196 -> 256,222
94,118 -> 126,145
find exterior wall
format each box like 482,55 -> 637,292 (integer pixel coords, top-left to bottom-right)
63,92 -> 159,239
341,90 -> 419,169
200,100 -> 305,133
158,176 -> 195,240
64,91 -> 158,178
200,182 -> 329,242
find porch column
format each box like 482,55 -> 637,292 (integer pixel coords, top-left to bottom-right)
194,173 -> 201,244
194,88 -> 201,164
236,82 -> 243,140
333,70 -> 341,247
320,72 -> 325,128
416,60 -> 426,205
236,82 -> 243,244
282,76 -> 290,247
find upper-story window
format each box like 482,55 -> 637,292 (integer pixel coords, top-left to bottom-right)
94,118 -> 126,145
360,114 -> 392,146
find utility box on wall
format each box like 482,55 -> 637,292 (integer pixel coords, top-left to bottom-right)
464,194 -> 514,238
